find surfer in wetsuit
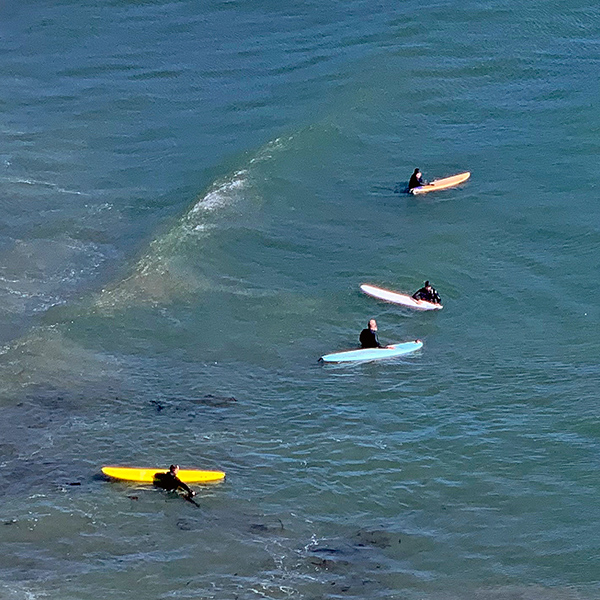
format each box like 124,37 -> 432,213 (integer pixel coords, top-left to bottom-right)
408,168 -> 426,191
154,465 -> 196,498
412,281 -> 442,304
360,319 -> 383,348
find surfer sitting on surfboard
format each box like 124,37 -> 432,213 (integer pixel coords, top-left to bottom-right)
360,319 -> 384,348
408,168 -> 427,191
154,465 -> 196,498
412,281 -> 441,304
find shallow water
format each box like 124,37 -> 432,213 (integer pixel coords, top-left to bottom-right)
0,0 -> 599,598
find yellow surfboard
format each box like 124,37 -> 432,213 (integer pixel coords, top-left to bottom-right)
102,466 -> 225,484
411,171 -> 470,194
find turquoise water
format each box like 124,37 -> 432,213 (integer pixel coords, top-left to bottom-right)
0,0 -> 599,598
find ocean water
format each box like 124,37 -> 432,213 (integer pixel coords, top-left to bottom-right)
0,0 -> 599,598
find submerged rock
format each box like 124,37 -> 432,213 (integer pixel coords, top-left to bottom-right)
307,556 -> 351,572
192,394 -> 237,407
149,394 -> 238,413
249,517 -> 284,534
352,529 -> 401,549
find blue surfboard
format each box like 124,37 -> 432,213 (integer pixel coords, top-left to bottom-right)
319,340 -> 423,363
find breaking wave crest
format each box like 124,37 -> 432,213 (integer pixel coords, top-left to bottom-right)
94,136 -> 289,310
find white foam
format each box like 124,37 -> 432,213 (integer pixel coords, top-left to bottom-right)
190,170 -> 248,214
0,583 -> 49,599
7,177 -> 88,196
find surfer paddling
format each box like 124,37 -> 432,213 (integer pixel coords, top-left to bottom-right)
154,465 -> 196,499
412,281 -> 442,305
360,319 -> 386,348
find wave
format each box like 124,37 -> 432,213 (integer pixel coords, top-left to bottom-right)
94,136 -> 289,311
0,134 -> 293,402
93,169 -> 251,309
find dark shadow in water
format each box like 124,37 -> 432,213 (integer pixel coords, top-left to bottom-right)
352,528 -> 402,549
369,183 -> 411,196
149,394 -> 238,414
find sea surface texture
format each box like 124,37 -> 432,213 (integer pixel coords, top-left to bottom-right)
0,0 -> 598,598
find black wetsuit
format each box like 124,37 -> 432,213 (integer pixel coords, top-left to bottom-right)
412,286 -> 441,304
408,172 -> 425,190
153,471 -> 193,495
360,328 -> 382,349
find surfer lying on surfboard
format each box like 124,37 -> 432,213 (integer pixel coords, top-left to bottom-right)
154,464 -> 197,499
412,281 -> 441,305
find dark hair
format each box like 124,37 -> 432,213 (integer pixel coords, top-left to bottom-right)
424,281 -> 430,286
414,168 -> 420,174
169,464 -> 178,471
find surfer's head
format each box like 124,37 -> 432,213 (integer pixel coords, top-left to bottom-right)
169,464 -> 179,474
424,281 -> 430,288
414,168 -> 420,174
368,319 -> 377,331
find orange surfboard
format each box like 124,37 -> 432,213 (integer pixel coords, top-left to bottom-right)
411,171 -> 470,194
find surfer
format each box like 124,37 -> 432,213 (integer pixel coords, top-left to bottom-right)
154,465 -> 196,498
407,168 -> 427,191
412,281 -> 442,304
359,319 -> 383,348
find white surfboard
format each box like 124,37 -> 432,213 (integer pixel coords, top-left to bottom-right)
360,284 -> 442,311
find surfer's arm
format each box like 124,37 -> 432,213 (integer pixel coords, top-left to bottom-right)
174,477 -> 194,496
